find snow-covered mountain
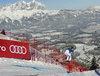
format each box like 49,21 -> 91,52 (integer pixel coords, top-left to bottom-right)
87,6 -> 100,11
0,0 -> 47,11
0,0 -> 58,21
0,0 -> 100,33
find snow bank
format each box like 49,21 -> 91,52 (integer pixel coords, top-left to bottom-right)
0,58 -> 99,76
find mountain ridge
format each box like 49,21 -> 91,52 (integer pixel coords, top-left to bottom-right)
0,0 -> 100,33
0,0 -> 47,11
0,0 -> 58,21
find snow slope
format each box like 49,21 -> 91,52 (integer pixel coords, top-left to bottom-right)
0,33 -> 100,76
75,44 -> 97,60
0,58 -> 99,76
0,58 -> 67,76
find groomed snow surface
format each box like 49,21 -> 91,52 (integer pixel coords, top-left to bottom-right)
0,57 -> 99,76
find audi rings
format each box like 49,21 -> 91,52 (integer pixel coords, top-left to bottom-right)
9,45 -> 27,54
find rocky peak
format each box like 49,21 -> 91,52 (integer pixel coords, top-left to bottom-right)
0,0 -> 47,11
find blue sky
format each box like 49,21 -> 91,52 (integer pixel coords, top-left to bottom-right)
0,0 -> 100,10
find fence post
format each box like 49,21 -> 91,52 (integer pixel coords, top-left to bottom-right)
44,43 -> 47,63
23,34 -> 24,42
33,39 -> 35,61
47,44 -> 48,63
55,47 -> 57,65
51,45 -> 52,64
26,36 -> 28,42
36,39 -> 38,61
10,32 -> 11,40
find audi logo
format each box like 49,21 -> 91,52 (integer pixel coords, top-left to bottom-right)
9,45 -> 27,54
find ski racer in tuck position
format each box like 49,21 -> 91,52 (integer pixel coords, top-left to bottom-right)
64,46 -> 74,62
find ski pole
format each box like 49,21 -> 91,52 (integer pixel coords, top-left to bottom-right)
66,40 -> 70,48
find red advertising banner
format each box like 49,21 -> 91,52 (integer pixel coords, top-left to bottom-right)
0,39 -> 30,60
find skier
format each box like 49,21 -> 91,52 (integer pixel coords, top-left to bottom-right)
64,46 -> 74,62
